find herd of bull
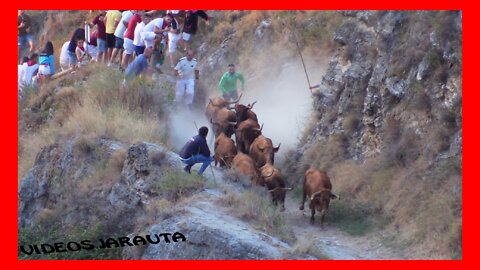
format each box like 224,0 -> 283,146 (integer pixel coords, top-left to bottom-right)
205,94 -> 340,227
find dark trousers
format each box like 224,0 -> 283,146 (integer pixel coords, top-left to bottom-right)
222,90 -> 239,102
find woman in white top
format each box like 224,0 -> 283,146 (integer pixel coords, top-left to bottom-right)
59,41 -> 71,71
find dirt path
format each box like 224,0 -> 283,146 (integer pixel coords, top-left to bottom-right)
283,194 -> 405,259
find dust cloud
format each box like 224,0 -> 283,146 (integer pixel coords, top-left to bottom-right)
167,46 -> 330,166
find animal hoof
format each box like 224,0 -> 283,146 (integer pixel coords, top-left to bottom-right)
299,205 -> 304,211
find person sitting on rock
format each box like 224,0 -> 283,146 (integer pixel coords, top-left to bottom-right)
178,126 -> 214,175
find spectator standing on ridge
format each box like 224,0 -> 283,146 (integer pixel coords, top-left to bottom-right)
174,50 -> 199,110
18,10 -> 35,60
111,10 -> 133,67
218,63 -> 245,101
166,11 -> 181,68
86,11 -> 107,63
178,126 -> 214,175
181,10 -> 210,52
105,10 -> 122,65
122,10 -> 143,70
133,13 -> 151,56
85,30 -> 98,62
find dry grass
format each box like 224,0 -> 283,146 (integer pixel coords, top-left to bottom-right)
291,238 -> 330,259
217,189 -> 296,243
153,169 -> 206,202
18,64 -> 168,181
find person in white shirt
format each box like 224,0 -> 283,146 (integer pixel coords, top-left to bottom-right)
59,41 -> 71,71
174,50 -> 199,110
19,53 -> 39,92
141,15 -> 171,49
133,13 -> 151,56
110,10 -> 133,66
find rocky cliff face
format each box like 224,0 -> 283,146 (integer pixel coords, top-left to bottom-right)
300,10 -> 462,162
18,137 -> 310,259
285,10 -> 462,258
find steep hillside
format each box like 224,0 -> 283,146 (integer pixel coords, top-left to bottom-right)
18,10 -> 462,259
284,11 -> 462,259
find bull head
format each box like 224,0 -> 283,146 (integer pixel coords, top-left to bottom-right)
310,190 -> 340,201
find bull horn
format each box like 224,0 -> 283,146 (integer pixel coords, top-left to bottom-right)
208,99 -> 213,105
331,192 -> 340,200
310,189 -> 329,201
227,121 -> 237,125
283,187 -> 293,191
228,92 -> 243,104
267,187 -> 278,193
227,105 -> 235,110
248,101 -> 257,109
253,123 -> 264,132
274,143 -> 281,151
263,167 -> 274,178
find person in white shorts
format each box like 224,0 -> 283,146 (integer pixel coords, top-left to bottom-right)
167,11 -> 181,68
121,10 -> 143,70
174,50 -> 199,110
141,14 -> 171,49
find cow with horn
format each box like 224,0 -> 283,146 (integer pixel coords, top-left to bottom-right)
259,163 -> 293,211
205,93 -> 242,121
233,101 -> 258,124
235,119 -> 263,154
232,152 -> 263,186
249,135 -> 281,168
213,131 -> 237,168
299,166 -> 340,228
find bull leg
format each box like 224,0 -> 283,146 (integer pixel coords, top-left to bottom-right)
320,212 -> 326,229
310,209 -> 316,224
299,190 -> 306,210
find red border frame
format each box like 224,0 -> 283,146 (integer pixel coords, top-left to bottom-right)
6,0 -> 473,269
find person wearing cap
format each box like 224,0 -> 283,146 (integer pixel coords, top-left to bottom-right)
178,126 -> 214,175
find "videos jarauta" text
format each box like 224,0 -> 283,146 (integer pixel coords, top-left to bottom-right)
19,232 -> 187,255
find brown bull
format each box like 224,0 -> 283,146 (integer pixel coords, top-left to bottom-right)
249,135 -> 281,167
299,167 -> 340,228
235,119 -> 263,154
232,152 -> 263,185
260,163 -> 293,211
214,132 -> 237,168
205,94 -> 242,120
234,102 -> 258,124
210,108 -> 237,138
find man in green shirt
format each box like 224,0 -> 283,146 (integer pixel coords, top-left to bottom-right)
218,64 -> 245,101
